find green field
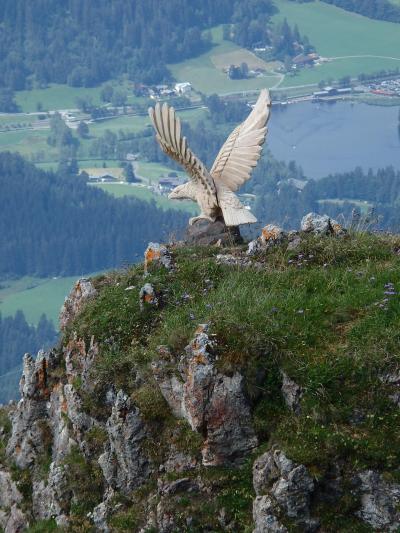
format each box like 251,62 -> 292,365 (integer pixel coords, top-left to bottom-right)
273,0 -> 400,87
14,80 -> 143,113
0,276 -> 81,325
169,26 -> 281,94
92,183 -> 198,214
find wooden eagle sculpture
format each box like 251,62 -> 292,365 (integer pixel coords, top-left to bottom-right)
148,89 -> 271,226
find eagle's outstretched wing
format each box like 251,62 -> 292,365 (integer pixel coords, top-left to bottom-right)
148,103 -> 216,197
210,89 -> 271,192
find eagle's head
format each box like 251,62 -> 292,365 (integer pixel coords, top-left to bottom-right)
168,182 -> 196,201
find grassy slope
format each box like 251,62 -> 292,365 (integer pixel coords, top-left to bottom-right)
274,0 -> 400,87
68,232 -> 400,529
90,183 -> 198,214
169,26 -> 280,94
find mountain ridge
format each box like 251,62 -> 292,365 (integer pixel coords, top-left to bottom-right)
1,220 -> 400,531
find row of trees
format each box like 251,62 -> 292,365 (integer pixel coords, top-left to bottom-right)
0,152 -> 187,277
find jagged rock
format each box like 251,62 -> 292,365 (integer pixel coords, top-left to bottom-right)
253,450 -> 317,530
144,242 -> 173,274
201,372 -> 257,466
0,470 -> 23,509
91,487 -> 115,533
261,224 -> 286,245
98,390 -> 150,493
253,496 -> 287,533
247,225 -> 286,256
7,352 -> 53,468
47,383 -> 75,464
0,503 -> 26,533
185,218 -> 242,246
139,283 -> 158,311
60,278 -> 97,330
301,212 -> 344,236
163,448 -> 198,473
153,324 -> 257,466
64,335 -> 99,390
156,499 -> 176,533
32,463 -> 71,522
158,477 -> 199,496
356,470 -> 400,530
281,372 -> 303,415
247,239 -> 262,255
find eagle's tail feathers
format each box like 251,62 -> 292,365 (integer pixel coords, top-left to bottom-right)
219,187 -> 257,226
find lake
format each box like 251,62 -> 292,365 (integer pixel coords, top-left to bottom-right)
267,101 -> 400,179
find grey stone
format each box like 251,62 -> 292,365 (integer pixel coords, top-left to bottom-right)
281,372 -> 303,415
158,477 -> 198,496
144,242 -> 174,274
253,450 -> 316,528
260,224 -> 286,245
247,239 -> 262,255
185,219 -> 242,246
253,496 -> 287,533
357,470 -> 400,530
60,278 -> 97,330
301,213 -> 331,234
7,352 -> 52,468
139,283 -> 158,311
98,390 -> 150,493
152,324 -> 257,466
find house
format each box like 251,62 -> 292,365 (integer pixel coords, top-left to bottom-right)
126,153 -> 139,161
174,82 -> 192,95
158,176 -> 186,194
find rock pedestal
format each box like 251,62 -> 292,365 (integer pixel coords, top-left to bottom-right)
185,219 -> 242,246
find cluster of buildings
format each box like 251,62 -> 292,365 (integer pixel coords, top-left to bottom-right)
134,82 -> 192,100
368,78 -> 400,97
313,86 -> 353,99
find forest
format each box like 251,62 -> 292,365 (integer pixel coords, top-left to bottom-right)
0,311 -> 57,384
0,0 -> 276,91
0,152 -> 187,277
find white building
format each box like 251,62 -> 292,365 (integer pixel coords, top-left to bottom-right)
174,82 -> 192,95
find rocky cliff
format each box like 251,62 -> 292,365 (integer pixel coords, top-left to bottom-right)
1,217 -> 400,532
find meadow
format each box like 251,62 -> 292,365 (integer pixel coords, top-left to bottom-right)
91,183 -> 197,213
0,276 -> 80,325
273,0 -> 400,87
169,26 -> 281,94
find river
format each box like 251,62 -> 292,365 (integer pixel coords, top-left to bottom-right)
267,100 -> 400,179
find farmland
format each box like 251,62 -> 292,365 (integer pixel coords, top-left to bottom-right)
91,183 -> 198,213
273,0 -> 400,87
0,276 -> 80,325
169,26 -> 281,94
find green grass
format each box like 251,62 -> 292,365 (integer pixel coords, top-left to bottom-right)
65,232 -> 400,528
14,80 -> 139,113
0,276 -> 82,325
169,26 -> 281,94
274,0 -> 400,87
91,183 -> 198,214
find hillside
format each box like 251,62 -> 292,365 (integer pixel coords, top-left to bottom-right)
0,152 -> 187,277
1,222 -> 400,531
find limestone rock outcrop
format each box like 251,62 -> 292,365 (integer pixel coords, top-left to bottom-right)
252,450 -> 318,531
98,390 -> 150,493
152,324 -> 257,466
59,278 -> 97,330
